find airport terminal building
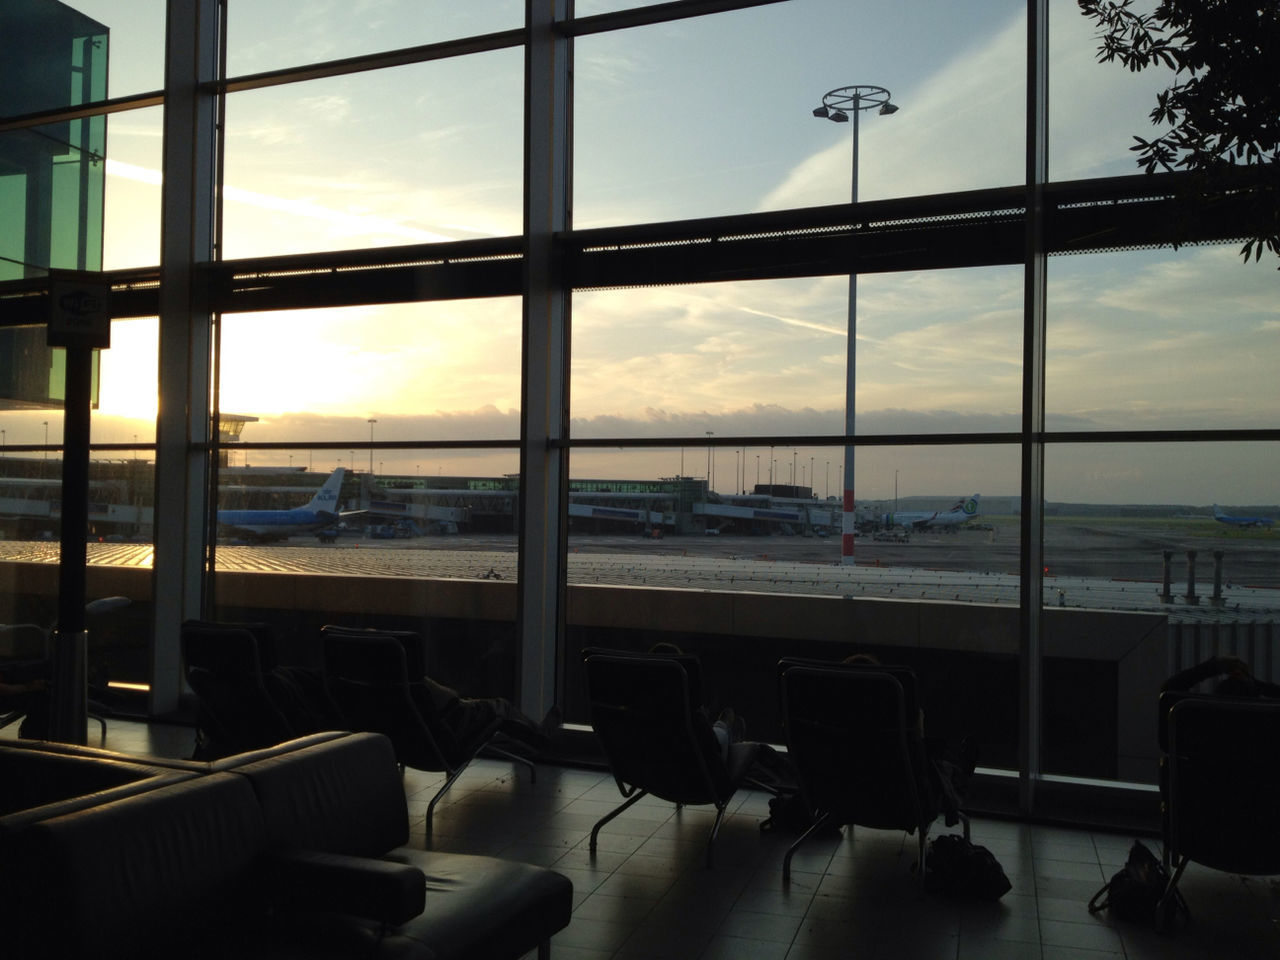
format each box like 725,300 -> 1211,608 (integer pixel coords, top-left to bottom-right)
3,0 -> 1278,845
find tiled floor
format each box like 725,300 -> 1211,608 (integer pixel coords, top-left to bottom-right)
26,720 -> 1280,960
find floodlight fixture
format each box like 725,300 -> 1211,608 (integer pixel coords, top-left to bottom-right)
879,101 -> 899,116
829,109 -> 849,123
812,105 -> 829,118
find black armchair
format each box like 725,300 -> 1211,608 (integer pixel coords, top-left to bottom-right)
320,625 -> 534,840
778,659 -> 940,885
1158,692 -> 1280,928
181,620 -> 295,758
581,647 -> 761,867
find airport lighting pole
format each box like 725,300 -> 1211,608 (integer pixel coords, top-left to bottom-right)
43,421 -> 48,462
813,84 -> 898,564
367,419 -> 377,475
705,431 -> 713,492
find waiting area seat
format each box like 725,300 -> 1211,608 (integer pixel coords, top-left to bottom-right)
778,659 -> 941,885
582,647 -> 761,867
1158,692 -> 1280,928
320,625 -> 534,839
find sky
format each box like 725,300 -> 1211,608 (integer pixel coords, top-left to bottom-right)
5,0 -> 1277,504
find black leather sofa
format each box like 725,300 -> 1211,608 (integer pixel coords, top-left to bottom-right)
0,732 -> 572,959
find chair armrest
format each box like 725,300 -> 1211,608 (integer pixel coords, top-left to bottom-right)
265,849 -> 425,926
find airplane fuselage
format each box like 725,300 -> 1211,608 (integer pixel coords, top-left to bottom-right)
216,508 -> 337,542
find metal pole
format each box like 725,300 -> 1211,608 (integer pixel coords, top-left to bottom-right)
841,99 -> 860,565
49,346 -> 93,744
367,419 -> 376,475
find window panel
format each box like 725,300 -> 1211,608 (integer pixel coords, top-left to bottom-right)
574,0 -> 1025,226
221,50 -> 523,258
1047,248 -> 1280,431
1049,0 -> 1173,182
225,0 -> 523,77
572,268 -> 1023,439
216,300 -> 522,443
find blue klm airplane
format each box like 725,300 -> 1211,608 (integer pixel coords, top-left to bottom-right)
1212,505 -> 1274,529
217,467 -> 349,542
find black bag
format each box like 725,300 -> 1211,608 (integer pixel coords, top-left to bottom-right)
759,791 -> 816,833
923,834 -> 1012,899
1088,841 -> 1188,924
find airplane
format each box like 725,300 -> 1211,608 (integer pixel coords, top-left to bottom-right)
1212,505 -> 1274,529
882,494 -> 981,532
217,467 -> 350,542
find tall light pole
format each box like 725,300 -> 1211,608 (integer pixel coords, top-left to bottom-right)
813,84 -> 898,564
42,421 -> 48,462
367,418 -> 377,475
705,431 -> 713,493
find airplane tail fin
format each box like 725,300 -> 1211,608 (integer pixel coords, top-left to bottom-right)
304,467 -> 346,514
958,494 -> 980,516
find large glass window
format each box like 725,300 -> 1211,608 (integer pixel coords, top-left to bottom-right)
220,50 -> 523,258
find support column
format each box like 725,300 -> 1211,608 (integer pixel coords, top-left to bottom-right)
1018,0 -> 1049,817
150,0 -> 219,716
516,0 -> 572,723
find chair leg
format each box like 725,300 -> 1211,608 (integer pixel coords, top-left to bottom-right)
590,790 -> 647,854
783,811 -> 836,884
916,827 -> 930,896
705,803 -> 727,868
89,713 -> 107,745
1156,854 -> 1190,932
425,767 -> 466,844
958,810 -> 970,842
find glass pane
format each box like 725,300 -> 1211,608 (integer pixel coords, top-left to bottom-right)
0,118 -> 105,280
217,300 -> 522,443
572,268 -> 1023,438
221,50 -> 523,257
1049,0 -> 1176,181
1043,441 -> 1280,787
574,0 -> 1026,226
0,0 -> 109,117
226,0 -> 523,77
1047,248 -> 1280,431
94,316 -> 159,444
51,0 -> 165,101
103,105 -> 163,270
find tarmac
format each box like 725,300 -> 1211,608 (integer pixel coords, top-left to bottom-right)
3,520 -> 1276,624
